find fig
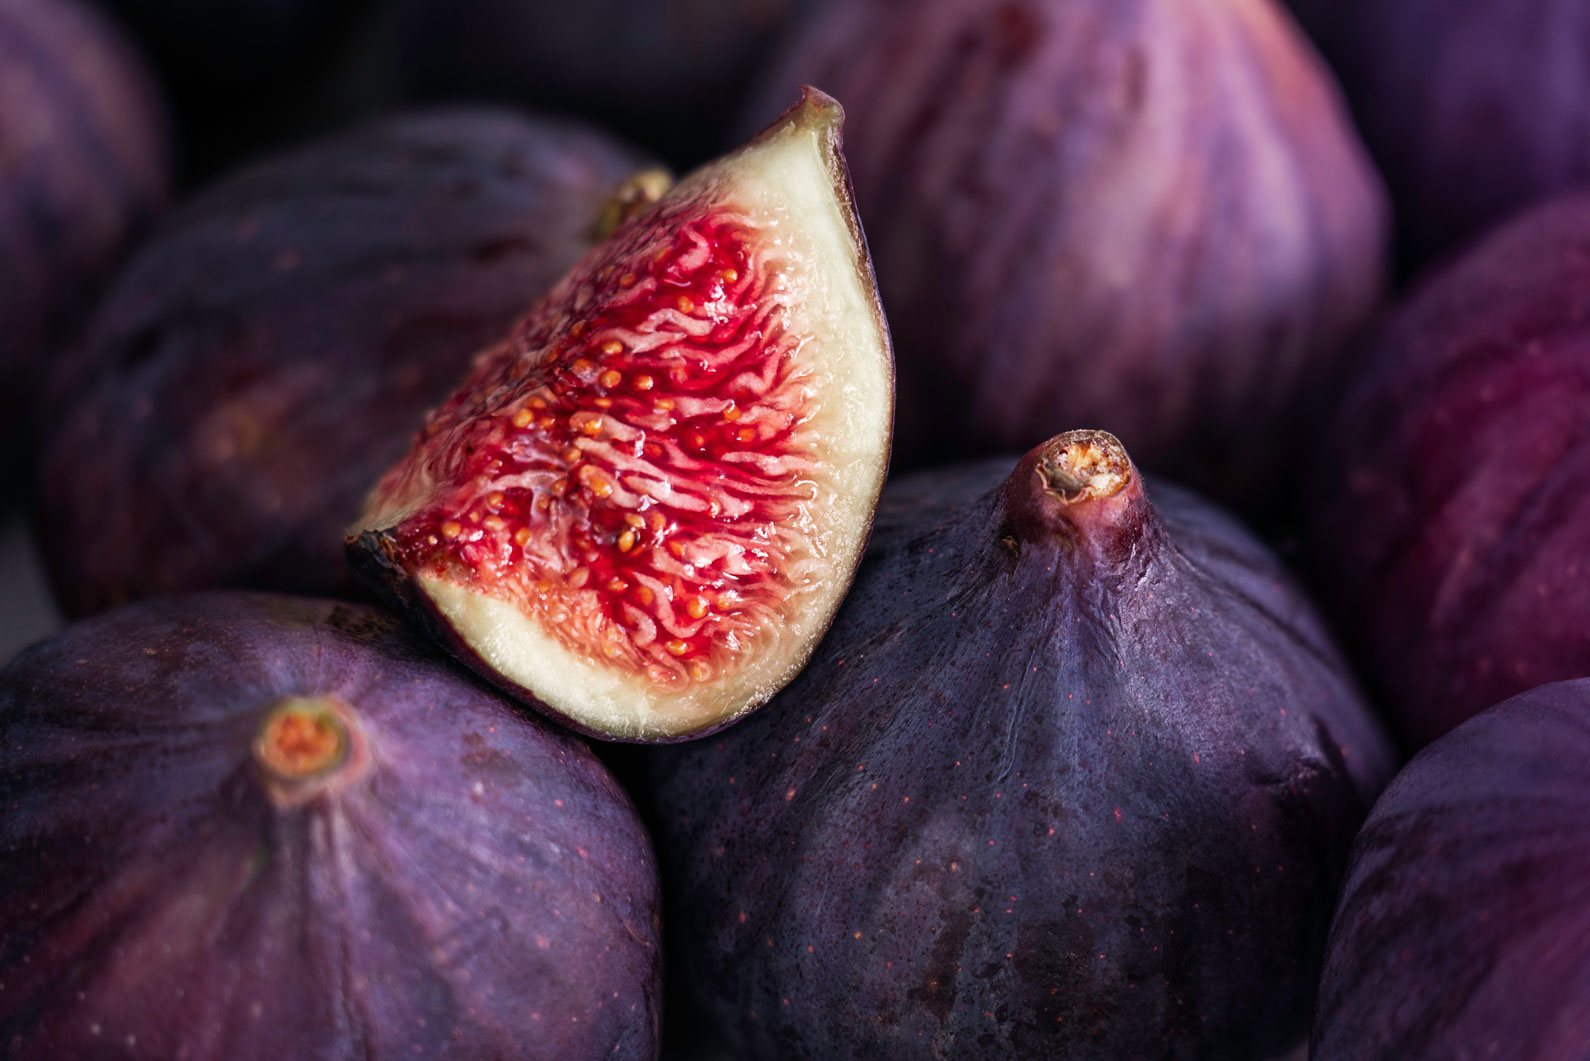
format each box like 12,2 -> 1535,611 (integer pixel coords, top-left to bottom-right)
386,0 -> 809,166
349,89 -> 894,743
1286,0 -> 1590,268
0,0 -> 169,420
1312,679 -> 1590,1059
37,109 -> 655,616
650,430 -> 1396,1058
740,0 -> 1388,514
1306,195 -> 1590,748
0,593 -> 662,1058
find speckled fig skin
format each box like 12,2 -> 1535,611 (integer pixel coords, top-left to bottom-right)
1306,196 -> 1590,749
0,593 -> 662,1059
0,0 -> 169,423
1285,0 -> 1590,268
37,110 -> 657,616
1313,680 -> 1590,1059
651,431 -> 1397,1059
740,0 -> 1387,516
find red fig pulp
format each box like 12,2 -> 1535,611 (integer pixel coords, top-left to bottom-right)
351,89 -> 894,742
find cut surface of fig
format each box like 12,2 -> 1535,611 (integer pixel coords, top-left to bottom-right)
351,89 -> 893,742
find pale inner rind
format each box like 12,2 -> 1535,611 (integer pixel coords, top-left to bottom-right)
413,108 -> 890,740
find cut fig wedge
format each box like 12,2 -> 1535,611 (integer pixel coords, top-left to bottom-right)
349,89 -> 894,742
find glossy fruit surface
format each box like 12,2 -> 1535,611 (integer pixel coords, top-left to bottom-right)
1307,195 -> 1590,748
38,108 -> 654,615
0,593 -> 662,1059
1313,679 -> 1590,1060
351,90 -> 894,742
742,0 -> 1387,513
652,430 -> 1395,1058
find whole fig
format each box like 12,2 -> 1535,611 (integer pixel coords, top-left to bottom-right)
652,430 -> 1396,1058
741,0 -> 1388,514
0,593 -> 662,1058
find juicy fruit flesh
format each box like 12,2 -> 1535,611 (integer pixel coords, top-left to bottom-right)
381,202 -> 811,690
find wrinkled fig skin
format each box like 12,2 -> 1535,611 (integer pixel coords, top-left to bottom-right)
1287,0 -> 1590,268
0,594 -> 662,1059
1306,196 -> 1590,749
390,0 -> 810,166
742,0 -> 1387,514
0,0 -> 169,420
652,436 -> 1396,1059
37,110 -> 653,616
1313,680 -> 1590,1060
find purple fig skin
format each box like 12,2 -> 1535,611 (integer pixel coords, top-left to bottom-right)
36,110 -> 656,617
0,593 -> 662,1059
651,431 -> 1397,1059
1312,679 -> 1590,1060
740,0 -> 1388,515
1306,195 -> 1590,749
0,0 -> 169,411
1286,0 -> 1590,268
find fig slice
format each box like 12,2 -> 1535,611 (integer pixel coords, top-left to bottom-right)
349,88 -> 894,742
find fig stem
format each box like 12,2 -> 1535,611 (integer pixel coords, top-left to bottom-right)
254,697 -> 366,807
1036,430 -> 1131,503
592,168 -> 675,241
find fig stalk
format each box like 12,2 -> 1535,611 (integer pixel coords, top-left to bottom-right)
1004,429 -> 1155,560
253,695 -> 368,808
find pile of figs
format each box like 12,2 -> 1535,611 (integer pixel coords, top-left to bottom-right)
4,0 -> 1588,1056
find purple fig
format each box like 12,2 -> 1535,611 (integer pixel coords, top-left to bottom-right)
0,593 -> 661,1058
0,0 -> 169,419
1313,679 -> 1590,1059
36,109 -> 658,616
1307,195 -> 1590,748
740,0 -> 1388,514
651,430 -> 1396,1058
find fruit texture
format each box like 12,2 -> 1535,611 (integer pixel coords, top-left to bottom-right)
1313,679 -> 1590,1060
652,430 -> 1396,1058
37,109 -> 654,614
0,593 -> 662,1058
1307,195 -> 1590,748
742,0 -> 1387,514
351,90 -> 894,742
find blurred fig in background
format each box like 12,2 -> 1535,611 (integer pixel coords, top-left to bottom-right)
1313,680 -> 1590,1060
0,0 -> 169,438
0,593 -> 662,1059
1307,196 -> 1590,749
1285,0 -> 1590,270
741,0 -> 1387,517
386,0 -> 811,167
36,109 -> 658,616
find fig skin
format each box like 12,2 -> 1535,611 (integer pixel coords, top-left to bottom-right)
1306,195 -> 1590,749
740,0 -> 1387,515
1313,680 -> 1590,1060
651,431 -> 1397,1059
36,109 -> 656,617
1286,0 -> 1590,269
0,593 -> 662,1059
0,0 -> 169,422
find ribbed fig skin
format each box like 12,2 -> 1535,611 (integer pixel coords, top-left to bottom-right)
1313,680 -> 1590,1060
741,0 -> 1387,514
1306,196 -> 1590,749
0,593 -> 661,1059
1287,0 -> 1590,268
0,0 -> 169,413
36,109 -> 653,616
651,439 -> 1396,1058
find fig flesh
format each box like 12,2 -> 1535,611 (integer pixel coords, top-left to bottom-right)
650,430 -> 1396,1057
741,0 -> 1388,514
0,593 -> 662,1059
37,109 -> 654,615
1313,680 -> 1590,1059
1306,195 -> 1590,748
350,89 -> 894,742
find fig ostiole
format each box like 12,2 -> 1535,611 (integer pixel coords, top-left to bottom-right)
0,593 -> 662,1059
350,88 -> 895,743
651,429 -> 1397,1058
